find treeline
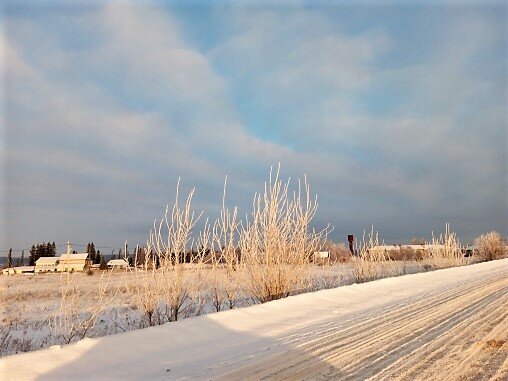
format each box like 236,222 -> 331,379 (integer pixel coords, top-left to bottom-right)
5,241 -> 238,269
28,242 -> 57,266
4,242 -> 57,268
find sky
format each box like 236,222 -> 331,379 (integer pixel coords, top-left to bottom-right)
1,0 -> 507,255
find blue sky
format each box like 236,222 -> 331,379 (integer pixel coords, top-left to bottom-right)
1,1 -> 507,253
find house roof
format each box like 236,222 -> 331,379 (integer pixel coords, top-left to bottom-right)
369,244 -> 445,251
4,266 -> 35,271
35,257 -> 58,264
107,259 -> 129,266
58,253 -> 89,261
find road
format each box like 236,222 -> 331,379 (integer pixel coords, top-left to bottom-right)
218,263 -> 508,380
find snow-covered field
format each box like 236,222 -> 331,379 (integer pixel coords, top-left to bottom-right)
1,260 -> 431,357
2,259 -> 506,380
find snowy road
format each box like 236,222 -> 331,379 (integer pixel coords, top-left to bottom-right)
221,263 -> 508,381
2,259 -> 507,381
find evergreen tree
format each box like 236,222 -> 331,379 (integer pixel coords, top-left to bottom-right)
86,242 -> 96,263
90,242 -> 96,263
99,256 -> 107,270
95,250 -> 101,265
36,245 -> 43,260
8,248 -> 13,268
20,250 -> 24,266
29,245 -> 36,266
135,247 -> 145,266
28,242 -> 56,266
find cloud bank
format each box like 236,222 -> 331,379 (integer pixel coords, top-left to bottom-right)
2,3 -> 506,251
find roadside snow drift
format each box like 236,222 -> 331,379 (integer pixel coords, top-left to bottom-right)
2,259 -> 507,381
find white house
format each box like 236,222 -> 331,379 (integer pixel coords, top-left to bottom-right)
35,257 -> 58,273
53,242 -> 91,272
107,259 -> 129,269
57,253 -> 90,272
313,251 -> 330,262
367,244 -> 445,253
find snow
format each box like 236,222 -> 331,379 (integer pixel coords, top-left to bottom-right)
1,259 -> 507,380
106,259 -> 129,267
58,253 -> 88,261
35,257 -> 58,265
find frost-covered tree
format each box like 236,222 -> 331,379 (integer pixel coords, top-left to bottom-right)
475,231 -> 506,261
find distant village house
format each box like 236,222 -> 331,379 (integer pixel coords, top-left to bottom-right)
4,243 -> 92,275
107,258 -> 129,269
35,257 -> 59,273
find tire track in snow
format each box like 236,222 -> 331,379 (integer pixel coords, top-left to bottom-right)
279,279 -> 507,380
218,269 -> 508,381
370,289 -> 508,381
279,272 -> 502,350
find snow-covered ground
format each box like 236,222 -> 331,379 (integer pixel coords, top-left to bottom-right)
2,259 -> 507,380
1,260 -> 430,357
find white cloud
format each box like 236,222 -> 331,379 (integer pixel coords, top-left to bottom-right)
2,4 -> 506,249
4,4 -> 306,248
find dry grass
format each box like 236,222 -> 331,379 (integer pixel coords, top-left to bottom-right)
424,223 -> 465,270
351,228 -> 401,283
48,271 -> 119,344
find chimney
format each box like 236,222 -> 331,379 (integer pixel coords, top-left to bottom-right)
347,235 -> 354,256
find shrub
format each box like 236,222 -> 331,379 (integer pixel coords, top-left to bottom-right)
140,179 -> 205,324
239,166 -> 329,302
322,241 -> 351,263
475,231 -> 506,261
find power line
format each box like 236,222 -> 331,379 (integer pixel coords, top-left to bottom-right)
0,242 -> 142,255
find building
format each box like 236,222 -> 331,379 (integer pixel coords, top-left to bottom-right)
313,251 -> 330,264
366,244 -> 447,260
313,251 -> 330,259
2,266 -> 35,275
57,253 -> 90,272
35,257 -> 58,273
464,245 -> 478,257
107,258 -> 129,269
